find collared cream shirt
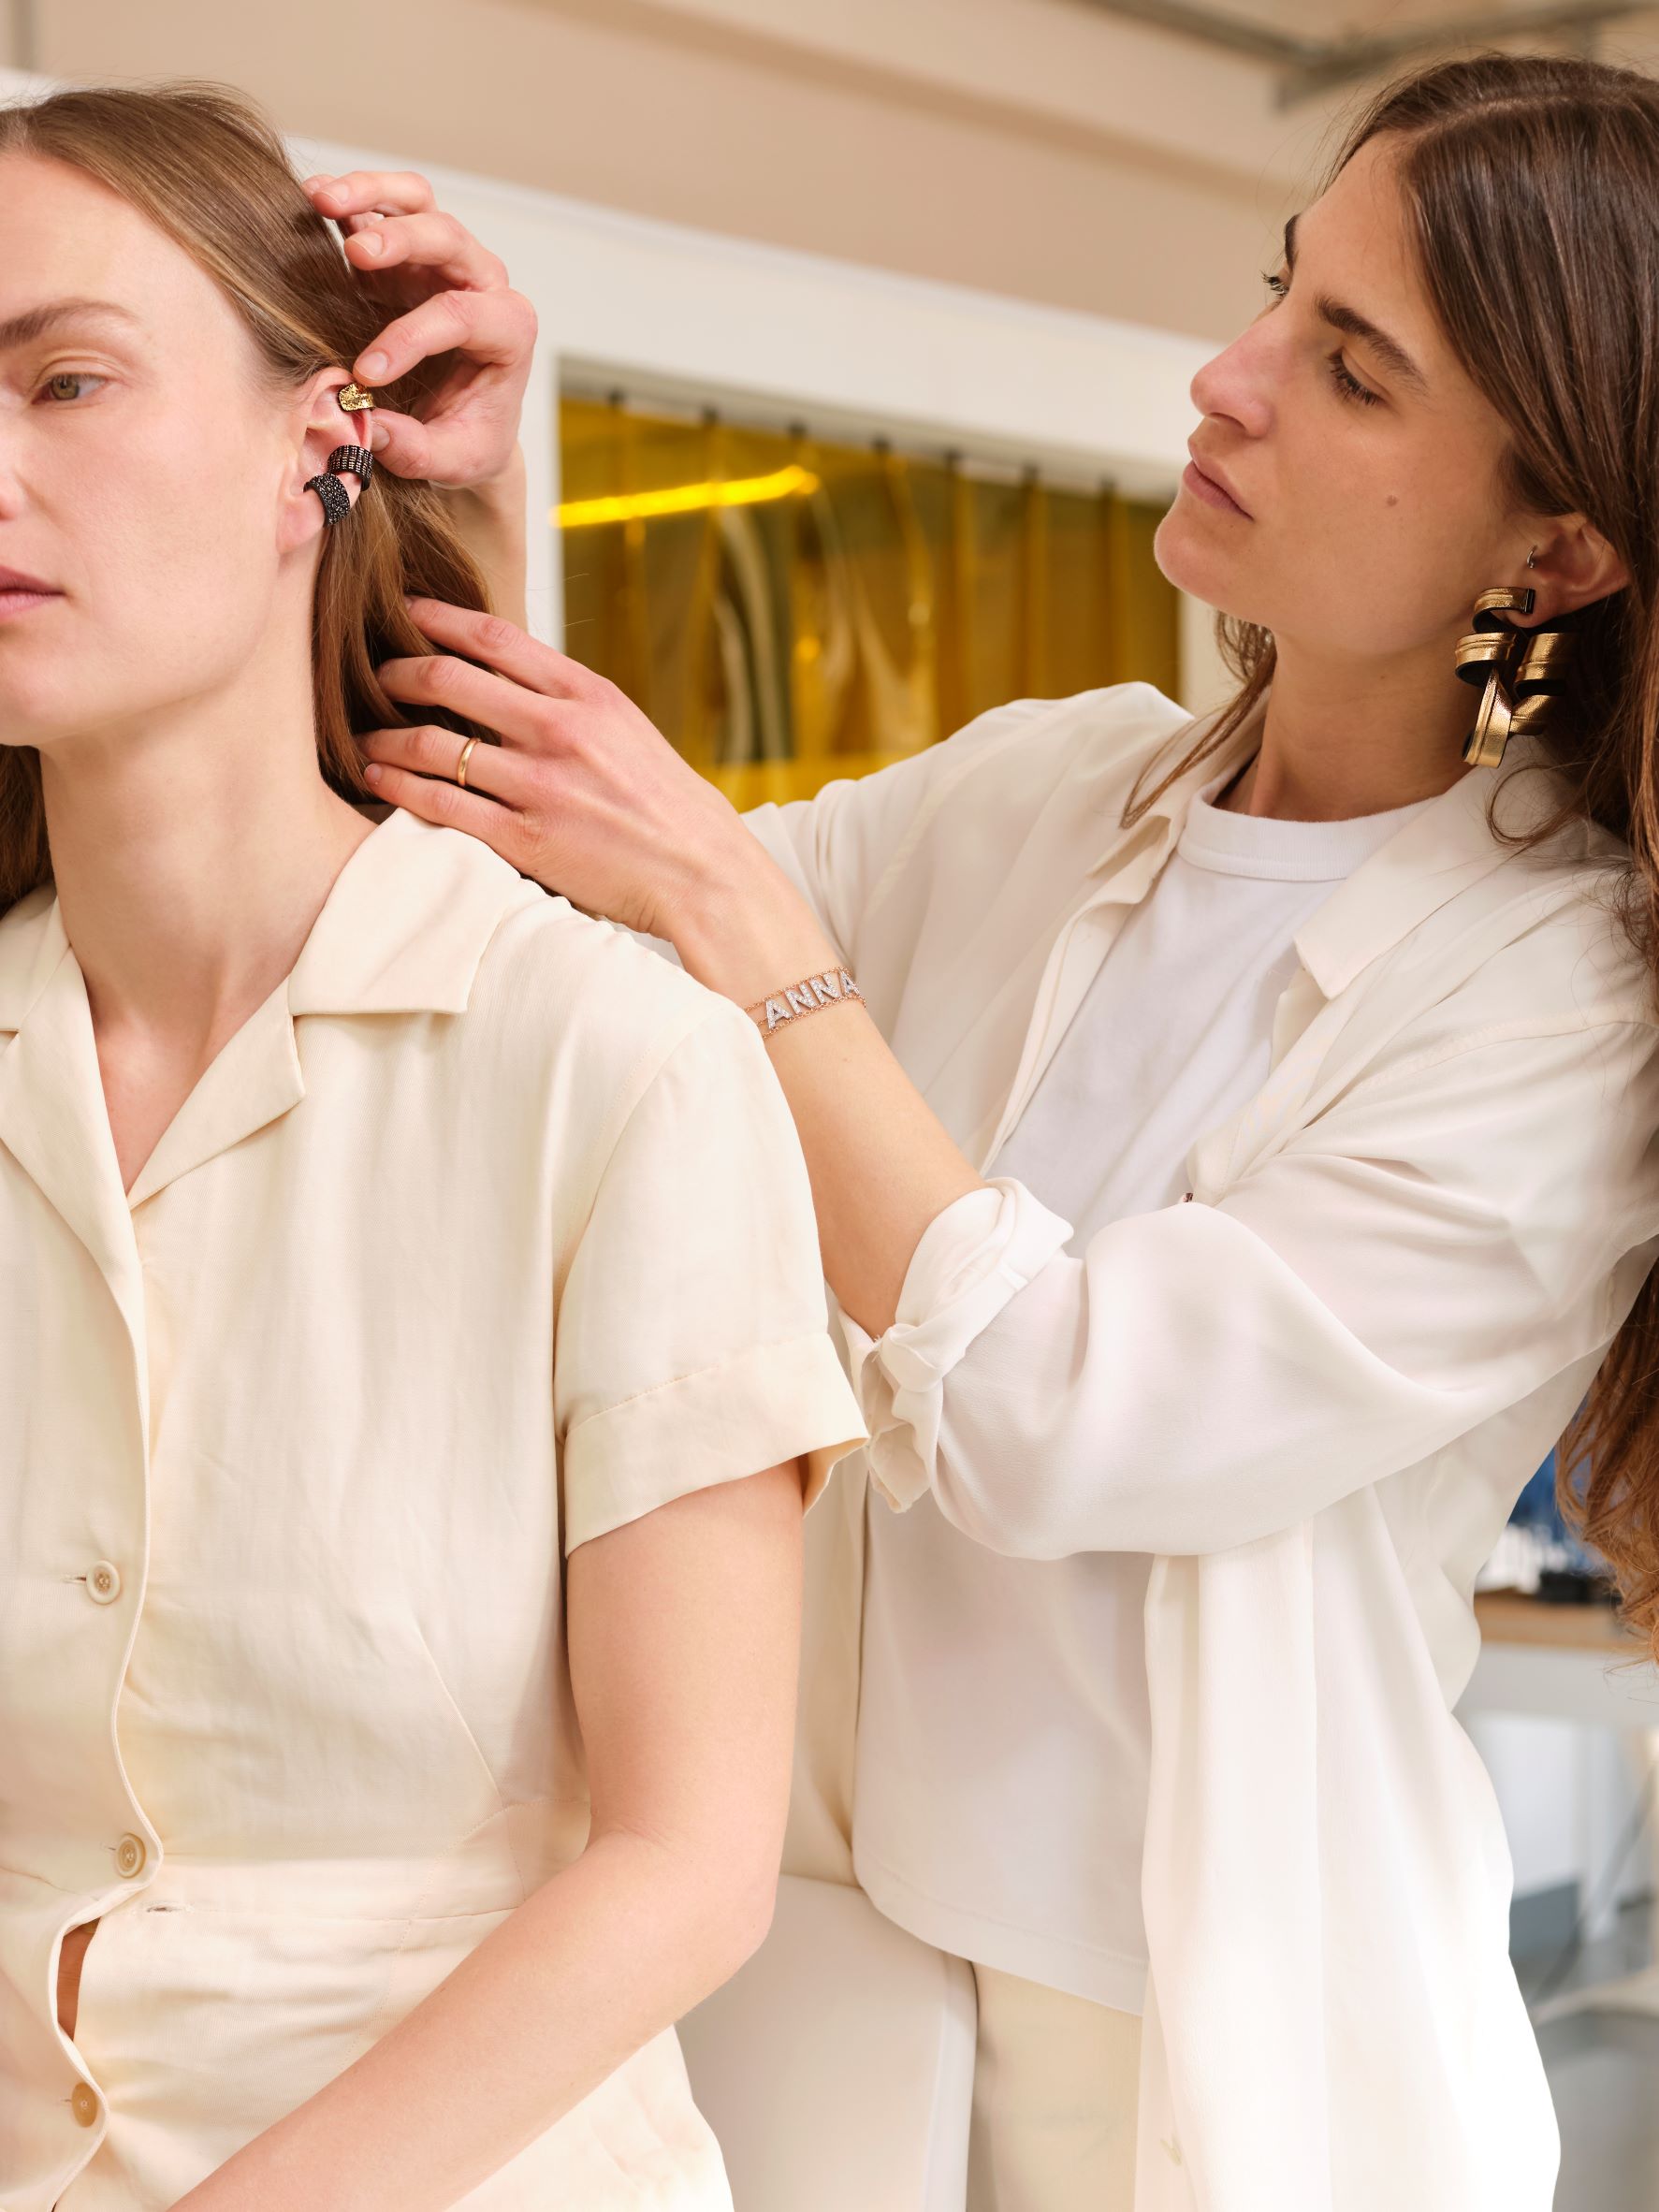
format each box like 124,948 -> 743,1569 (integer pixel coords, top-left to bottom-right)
748,682 -> 1659,2212
0,807 -> 865,2212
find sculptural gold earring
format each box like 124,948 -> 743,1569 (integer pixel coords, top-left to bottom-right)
1452,581 -> 1576,769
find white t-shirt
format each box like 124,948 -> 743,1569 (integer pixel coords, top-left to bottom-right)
850,764 -> 1435,2013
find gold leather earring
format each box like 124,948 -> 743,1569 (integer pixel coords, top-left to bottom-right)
1452,581 -> 1576,769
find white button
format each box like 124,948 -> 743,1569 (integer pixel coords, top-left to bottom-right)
113,1832 -> 147,1879
86,1561 -> 122,1604
70,2080 -> 99,2128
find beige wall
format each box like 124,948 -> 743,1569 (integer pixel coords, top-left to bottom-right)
9,0 -> 1332,342
14,2 -> 1659,348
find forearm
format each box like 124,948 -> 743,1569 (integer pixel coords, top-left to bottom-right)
171,1826 -> 761,2212
440,444 -> 529,630
675,851 -> 985,1340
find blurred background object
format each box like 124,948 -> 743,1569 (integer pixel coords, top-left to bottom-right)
560,393 -> 1178,807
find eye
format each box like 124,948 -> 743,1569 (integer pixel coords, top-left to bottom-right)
36,371 -> 108,405
1260,269 -> 1288,298
1326,354 -> 1381,407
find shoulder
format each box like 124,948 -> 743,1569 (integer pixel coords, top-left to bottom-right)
861,681 -> 1197,903
1345,808 -> 1657,1095
467,875 -> 759,1134
909,679 -> 1192,821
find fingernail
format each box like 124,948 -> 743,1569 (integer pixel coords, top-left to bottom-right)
369,419 -> 388,452
359,351 -> 388,381
357,231 -> 385,256
364,763 -> 383,784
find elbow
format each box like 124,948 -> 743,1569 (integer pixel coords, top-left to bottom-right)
930,1424 -> 1177,1561
691,1856 -> 781,1995
726,1867 -> 781,1971
678,1827 -> 785,1989
929,1427 -> 1095,1563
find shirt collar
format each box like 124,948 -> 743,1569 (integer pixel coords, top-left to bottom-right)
286,808 -> 527,1017
1093,684 -> 1609,998
0,807 -> 527,1038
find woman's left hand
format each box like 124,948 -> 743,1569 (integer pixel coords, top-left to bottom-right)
302,169 -> 536,488
365,601 -> 810,977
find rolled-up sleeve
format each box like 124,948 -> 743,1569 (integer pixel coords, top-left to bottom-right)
840,1019 -> 1659,1560
555,1000 -> 866,1554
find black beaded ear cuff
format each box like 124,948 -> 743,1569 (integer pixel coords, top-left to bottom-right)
328,443 -> 374,486
305,443 -> 374,527
306,469 -> 352,526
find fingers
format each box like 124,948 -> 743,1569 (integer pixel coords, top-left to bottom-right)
359,720 -> 523,798
304,169 -> 438,220
361,403 -> 497,486
361,399 -> 526,491
351,286 -> 537,388
361,754 -> 531,862
376,650 -> 583,749
341,209 -> 509,293
403,598 -> 601,700
361,406 -> 436,478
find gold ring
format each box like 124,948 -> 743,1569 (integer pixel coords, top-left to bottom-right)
454,735 -> 479,789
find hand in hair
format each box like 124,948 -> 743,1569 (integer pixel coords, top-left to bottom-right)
303,169 -> 536,490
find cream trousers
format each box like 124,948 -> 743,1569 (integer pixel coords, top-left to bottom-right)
966,1961 -> 1142,2212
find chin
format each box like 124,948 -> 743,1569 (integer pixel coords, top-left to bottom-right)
1153,505 -> 1272,632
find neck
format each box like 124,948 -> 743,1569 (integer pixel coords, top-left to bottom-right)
41,644 -> 371,1061
1222,635 -> 1475,821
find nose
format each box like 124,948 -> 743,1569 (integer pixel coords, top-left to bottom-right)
1189,315 -> 1276,441
0,426 -> 24,523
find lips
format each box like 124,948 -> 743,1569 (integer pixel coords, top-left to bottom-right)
1185,447 -> 1252,517
0,567 -> 58,596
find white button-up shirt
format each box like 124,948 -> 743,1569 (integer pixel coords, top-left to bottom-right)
748,681 -> 1659,2212
0,808 -> 864,2212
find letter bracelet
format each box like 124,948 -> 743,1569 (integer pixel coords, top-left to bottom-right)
745,966 -> 864,1040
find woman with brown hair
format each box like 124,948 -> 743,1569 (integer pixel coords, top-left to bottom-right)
369,48 -> 1659,2212
0,81 -> 863,2212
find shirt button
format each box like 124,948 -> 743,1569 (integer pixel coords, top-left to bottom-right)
113,1833 -> 147,1879
87,1561 -> 122,1604
70,2080 -> 100,2128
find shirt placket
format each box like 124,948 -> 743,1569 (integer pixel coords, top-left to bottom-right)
977,826 -> 1176,1174
0,949 -> 162,2176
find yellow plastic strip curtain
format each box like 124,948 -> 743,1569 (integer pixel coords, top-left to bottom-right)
558,396 -> 1182,807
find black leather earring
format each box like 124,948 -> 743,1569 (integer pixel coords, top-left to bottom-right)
305,444 -> 373,526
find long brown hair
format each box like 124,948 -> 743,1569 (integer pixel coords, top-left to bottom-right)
0,80 -> 490,914
1131,52 -> 1659,1649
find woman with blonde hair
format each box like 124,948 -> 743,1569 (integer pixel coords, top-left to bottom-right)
0,81 -> 862,2212
371,48 -> 1659,2212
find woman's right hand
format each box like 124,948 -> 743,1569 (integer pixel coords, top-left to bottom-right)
364,600 -> 839,997
301,169 -> 536,490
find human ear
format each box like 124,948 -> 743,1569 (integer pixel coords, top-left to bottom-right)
278,371 -> 373,552
1522,515 -> 1629,621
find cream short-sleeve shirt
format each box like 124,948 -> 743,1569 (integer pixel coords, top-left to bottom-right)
0,807 -> 865,2212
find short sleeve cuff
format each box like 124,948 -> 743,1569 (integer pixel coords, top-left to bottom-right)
562,1330 -> 867,1554
835,1178 -> 1073,1514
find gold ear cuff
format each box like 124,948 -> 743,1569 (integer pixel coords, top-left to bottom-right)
337,383 -> 376,414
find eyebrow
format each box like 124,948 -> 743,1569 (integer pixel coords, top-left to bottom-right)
0,298 -> 143,351
1282,212 -> 1429,399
